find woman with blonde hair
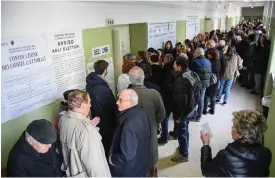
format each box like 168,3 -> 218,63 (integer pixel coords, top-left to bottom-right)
200,110 -> 271,177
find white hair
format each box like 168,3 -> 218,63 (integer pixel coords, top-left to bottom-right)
126,53 -> 136,61
208,40 -> 216,48
179,53 -> 188,59
119,89 -> 139,106
129,66 -> 145,85
25,131 -> 39,145
219,40 -> 226,47
196,47 -> 205,56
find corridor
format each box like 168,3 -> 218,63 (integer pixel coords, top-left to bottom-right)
158,82 -> 261,177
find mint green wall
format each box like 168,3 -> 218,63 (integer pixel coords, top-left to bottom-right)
218,18 -> 221,30
1,99 -> 61,168
176,20 -> 186,43
129,23 -> 148,56
264,18 -> 275,96
200,19 -> 205,33
264,17 -> 275,177
82,27 -> 113,65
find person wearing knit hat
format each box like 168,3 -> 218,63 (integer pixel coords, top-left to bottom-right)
7,119 -> 64,177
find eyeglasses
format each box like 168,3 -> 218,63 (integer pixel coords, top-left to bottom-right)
118,98 -> 131,103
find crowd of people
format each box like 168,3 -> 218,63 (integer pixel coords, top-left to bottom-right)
6,19 -> 272,177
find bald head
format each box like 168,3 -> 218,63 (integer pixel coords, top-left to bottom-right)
129,66 -> 145,85
117,89 -> 139,111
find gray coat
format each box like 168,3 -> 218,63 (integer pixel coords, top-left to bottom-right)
129,85 -> 166,168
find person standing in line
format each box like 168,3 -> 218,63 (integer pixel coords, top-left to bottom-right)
86,60 -> 117,156
203,46 -> 221,115
158,54 -> 176,144
117,53 -> 136,93
216,46 -> 243,105
200,110 -> 271,177
128,66 -> 166,177
190,47 -> 212,122
108,89 -> 150,177
163,40 -> 174,54
170,56 -> 201,163
59,90 -> 111,177
149,54 -> 165,89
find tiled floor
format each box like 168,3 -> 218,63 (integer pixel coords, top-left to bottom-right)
158,82 -> 260,177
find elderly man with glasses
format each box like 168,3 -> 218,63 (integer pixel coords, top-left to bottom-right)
108,89 -> 150,177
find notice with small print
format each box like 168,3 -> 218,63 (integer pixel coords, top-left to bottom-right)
46,31 -> 86,97
201,122 -> 213,137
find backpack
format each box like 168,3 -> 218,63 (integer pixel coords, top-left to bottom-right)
182,70 -> 202,114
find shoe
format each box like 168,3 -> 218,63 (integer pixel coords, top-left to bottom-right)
171,154 -> 189,163
209,109 -> 215,115
221,101 -> 227,106
241,84 -> 247,87
169,131 -> 177,140
202,110 -> 207,115
246,86 -> 254,89
216,100 -> 220,103
190,117 -> 200,122
158,138 -> 168,145
250,90 -> 259,95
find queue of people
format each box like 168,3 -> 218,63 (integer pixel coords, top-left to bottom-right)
6,19 -> 272,177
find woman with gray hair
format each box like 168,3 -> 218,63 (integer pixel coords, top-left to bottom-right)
200,110 -> 271,177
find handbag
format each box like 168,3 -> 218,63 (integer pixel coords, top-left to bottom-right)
210,73 -> 217,85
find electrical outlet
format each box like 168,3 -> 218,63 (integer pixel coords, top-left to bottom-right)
105,18 -> 115,26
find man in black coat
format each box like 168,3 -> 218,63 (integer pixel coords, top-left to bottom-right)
86,60 -> 117,156
108,89 -> 150,177
7,119 -> 64,177
149,55 -> 165,89
170,56 -> 200,163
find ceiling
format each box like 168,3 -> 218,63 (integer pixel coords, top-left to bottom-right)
229,1 -> 266,7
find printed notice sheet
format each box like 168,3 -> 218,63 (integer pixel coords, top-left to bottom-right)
1,36 -> 57,123
46,31 -> 86,98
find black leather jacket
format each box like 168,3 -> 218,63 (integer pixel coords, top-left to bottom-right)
201,140 -> 272,177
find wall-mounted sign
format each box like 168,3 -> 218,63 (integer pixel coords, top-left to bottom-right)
92,45 -> 110,58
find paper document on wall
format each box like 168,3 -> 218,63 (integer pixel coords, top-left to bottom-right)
46,31 -> 86,98
1,36 -> 58,123
148,22 -> 176,49
86,57 -> 115,94
186,16 -> 200,40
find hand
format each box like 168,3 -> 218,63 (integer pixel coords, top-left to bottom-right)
243,66 -> 247,70
175,119 -> 181,123
200,131 -> 210,146
91,117 -> 100,127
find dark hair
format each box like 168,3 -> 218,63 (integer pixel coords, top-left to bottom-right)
184,39 -> 191,45
248,34 -> 255,42
147,47 -> 155,53
94,60 -> 108,75
207,48 -> 219,61
175,56 -> 189,69
150,55 -> 160,63
164,41 -> 173,49
138,51 -> 150,64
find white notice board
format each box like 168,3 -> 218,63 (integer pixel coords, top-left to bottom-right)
148,22 -> 176,49
186,16 -> 200,40
46,31 -> 86,98
1,30 -> 87,124
1,36 -> 58,123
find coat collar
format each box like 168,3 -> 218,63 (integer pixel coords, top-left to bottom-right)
67,110 -> 88,121
129,85 -> 146,89
118,106 -> 138,124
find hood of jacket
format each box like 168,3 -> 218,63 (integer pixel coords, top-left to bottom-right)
86,72 -> 108,87
226,140 -> 271,162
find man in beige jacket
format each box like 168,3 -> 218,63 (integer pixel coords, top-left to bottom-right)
59,90 -> 111,177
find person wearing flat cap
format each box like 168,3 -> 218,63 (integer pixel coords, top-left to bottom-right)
7,119 -> 64,177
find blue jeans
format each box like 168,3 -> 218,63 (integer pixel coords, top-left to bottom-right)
216,80 -> 233,101
175,116 -> 190,156
160,108 -> 172,141
197,87 -> 206,120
